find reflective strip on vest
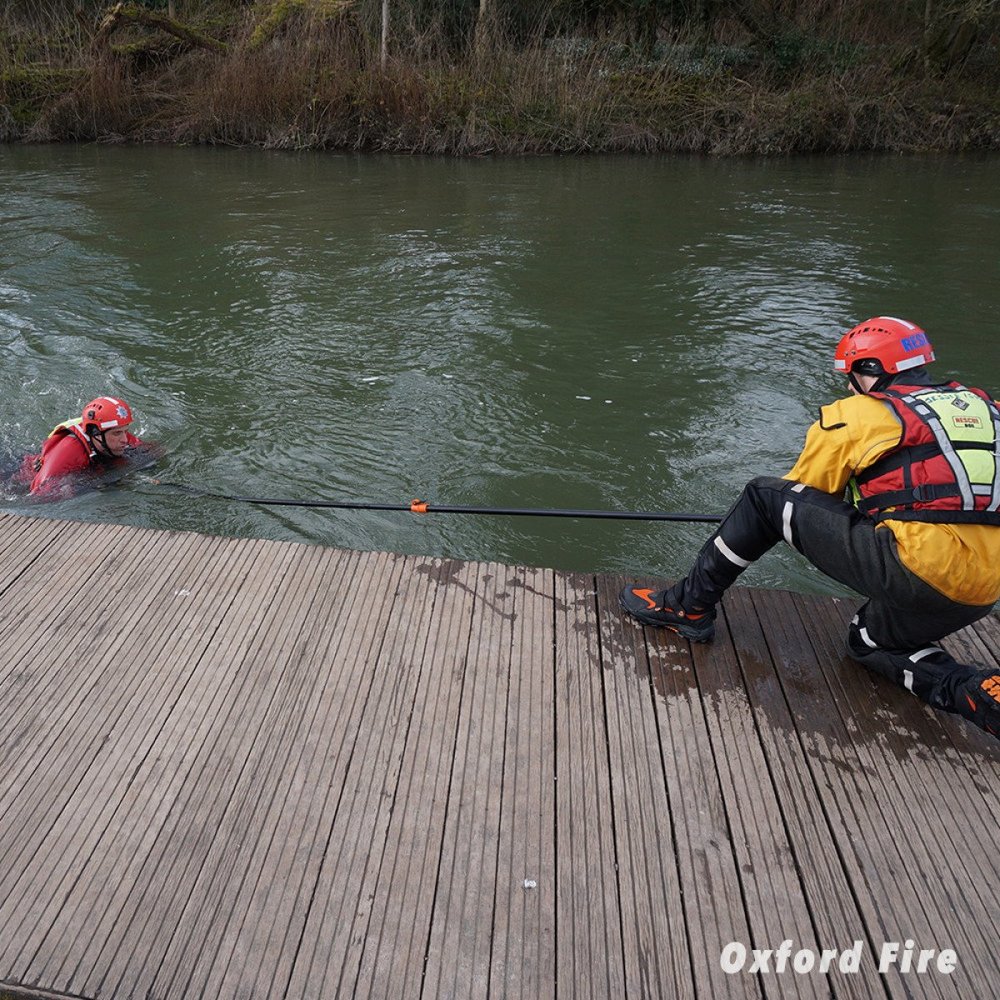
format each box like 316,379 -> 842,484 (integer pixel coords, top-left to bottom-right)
988,399 -> 1000,512
902,394 -> 976,508
905,387 -> 997,511
850,383 -> 1000,522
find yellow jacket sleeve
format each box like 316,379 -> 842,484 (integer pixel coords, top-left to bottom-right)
783,395 -> 903,494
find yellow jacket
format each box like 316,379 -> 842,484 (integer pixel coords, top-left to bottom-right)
785,393 -> 1000,606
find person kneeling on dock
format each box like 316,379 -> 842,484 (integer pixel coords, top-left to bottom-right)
23,396 -> 147,498
620,317 -> 1000,738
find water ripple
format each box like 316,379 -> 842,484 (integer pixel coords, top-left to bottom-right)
3,147 -> 1000,594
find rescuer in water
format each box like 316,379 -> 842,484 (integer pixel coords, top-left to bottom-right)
22,396 -> 146,497
620,317 -> 1000,737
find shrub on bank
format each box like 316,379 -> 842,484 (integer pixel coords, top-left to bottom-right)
2,0 -> 1000,153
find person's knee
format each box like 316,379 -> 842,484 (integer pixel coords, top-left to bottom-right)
845,612 -> 886,663
738,476 -> 790,517
845,621 -> 869,662
745,475 -> 791,496
731,477 -> 801,546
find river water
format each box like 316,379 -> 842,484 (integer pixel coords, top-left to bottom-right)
2,145 -> 999,597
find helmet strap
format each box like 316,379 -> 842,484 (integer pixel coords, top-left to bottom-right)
848,371 -> 867,395
89,428 -> 111,456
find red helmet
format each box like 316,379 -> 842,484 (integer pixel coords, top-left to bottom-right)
833,317 -> 935,376
82,396 -> 133,433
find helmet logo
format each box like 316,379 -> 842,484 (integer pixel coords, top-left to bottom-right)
900,332 -> 929,353
116,405 -> 128,420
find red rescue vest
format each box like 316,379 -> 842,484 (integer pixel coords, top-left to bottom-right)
39,419 -> 96,463
851,381 -> 1000,525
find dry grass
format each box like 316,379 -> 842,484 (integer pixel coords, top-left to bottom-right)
3,1 -> 1000,153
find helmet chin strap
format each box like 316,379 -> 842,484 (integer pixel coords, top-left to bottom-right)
89,428 -> 112,456
849,371 -> 867,395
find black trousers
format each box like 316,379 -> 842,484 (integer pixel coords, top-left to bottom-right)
676,476 -> 997,725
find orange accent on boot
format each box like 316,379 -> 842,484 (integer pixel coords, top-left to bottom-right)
980,675 -> 1000,703
966,693 -> 979,714
633,588 -> 659,610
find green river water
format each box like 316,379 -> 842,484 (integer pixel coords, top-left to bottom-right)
2,145 -> 999,596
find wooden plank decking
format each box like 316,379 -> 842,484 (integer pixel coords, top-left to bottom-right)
0,512 -> 997,1000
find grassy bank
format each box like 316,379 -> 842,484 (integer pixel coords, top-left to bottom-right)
3,1 -> 1000,154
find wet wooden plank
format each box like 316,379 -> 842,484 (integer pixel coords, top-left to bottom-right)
422,562 -> 517,1000
0,512 -> 71,597
353,558 -> 479,999
687,596 -> 842,1000
0,526 -> 196,903
798,589 -> 1000,852
0,513 -> 995,1000
792,592 -> 1000,971
752,587 -> 990,1000
553,572 -> 625,999
640,593 -> 762,1000
592,575 -> 694,999
24,535 -> 303,997
488,565 -> 557,998
0,527 -> 230,980
720,587 -> 891,1000
283,556 -> 450,998
147,548 -> 408,1000
0,521 -> 143,795
0,521 -> 134,700
971,612 -> 1000,655
144,544 -> 362,1000
87,539 -> 334,1000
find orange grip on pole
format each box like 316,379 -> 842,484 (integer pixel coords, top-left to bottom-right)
410,499 -> 428,513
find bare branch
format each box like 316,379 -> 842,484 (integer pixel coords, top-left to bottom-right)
93,2 -> 227,55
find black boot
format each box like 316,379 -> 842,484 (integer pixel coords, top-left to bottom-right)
618,584 -> 716,641
942,669 -> 1000,736
847,613 -> 1000,738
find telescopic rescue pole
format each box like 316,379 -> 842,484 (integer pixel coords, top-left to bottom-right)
151,482 -> 724,524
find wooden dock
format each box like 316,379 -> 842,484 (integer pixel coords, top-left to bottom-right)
0,512 -> 997,1000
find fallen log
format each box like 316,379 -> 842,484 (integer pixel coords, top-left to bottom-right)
93,2 -> 228,55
